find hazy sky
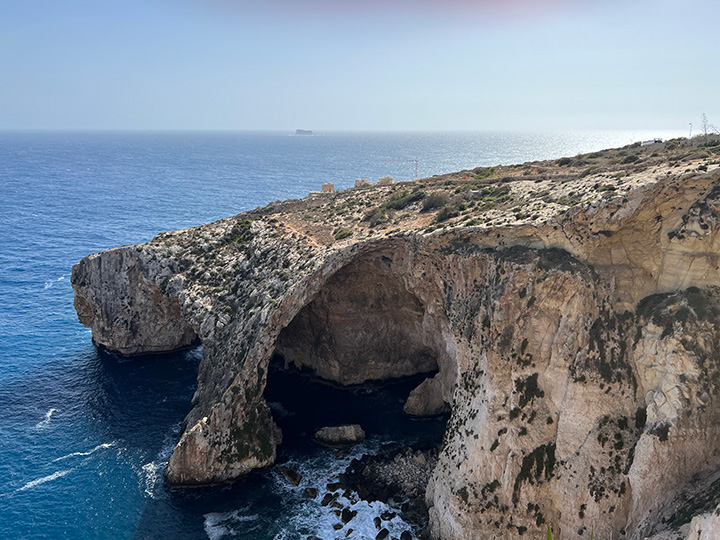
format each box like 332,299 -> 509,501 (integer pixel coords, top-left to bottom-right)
1,0 -> 718,131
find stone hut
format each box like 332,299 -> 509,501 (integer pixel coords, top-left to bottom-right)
354,178 -> 371,188
377,176 -> 394,186
321,182 -> 335,193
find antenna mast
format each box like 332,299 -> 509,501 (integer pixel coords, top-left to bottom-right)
380,158 -> 419,181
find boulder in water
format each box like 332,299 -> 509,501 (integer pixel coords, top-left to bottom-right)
279,466 -> 302,486
312,424 -> 365,448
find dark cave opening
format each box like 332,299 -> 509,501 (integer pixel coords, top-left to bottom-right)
263,356 -> 447,453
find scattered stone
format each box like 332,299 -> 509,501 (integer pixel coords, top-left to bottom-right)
279,466 -> 302,486
321,493 -> 336,506
333,523 -> 343,530
303,487 -> 318,499
326,480 -> 346,492
376,528 -> 390,540
343,445 -> 438,532
400,532 -> 412,540
313,425 -> 366,448
341,508 -> 357,524
345,445 -> 438,502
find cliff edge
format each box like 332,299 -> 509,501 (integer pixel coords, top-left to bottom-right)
72,139 -> 720,539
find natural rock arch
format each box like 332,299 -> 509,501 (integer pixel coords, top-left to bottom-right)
72,168 -> 720,539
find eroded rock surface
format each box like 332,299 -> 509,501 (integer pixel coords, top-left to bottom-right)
72,141 -> 720,538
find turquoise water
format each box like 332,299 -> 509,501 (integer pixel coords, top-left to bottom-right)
0,130 -> 682,539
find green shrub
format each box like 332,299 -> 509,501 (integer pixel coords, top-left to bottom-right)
474,184 -> 512,208
557,157 -> 572,167
381,189 -> 426,210
579,166 -> 600,178
422,192 -> 450,212
334,227 -> 353,240
622,154 -> 639,164
224,219 -> 253,248
555,195 -> 581,206
434,205 -> 460,223
474,167 -> 496,179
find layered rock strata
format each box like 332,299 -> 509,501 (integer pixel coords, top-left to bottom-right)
72,142 -> 720,538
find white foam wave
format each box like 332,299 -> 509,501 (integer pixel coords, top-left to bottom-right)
18,468 -> 73,492
52,441 -> 117,462
267,437 -> 418,539
141,424 -> 180,498
35,408 -> 57,429
43,274 -> 68,290
187,346 -> 203,361
204,508 -> 259,540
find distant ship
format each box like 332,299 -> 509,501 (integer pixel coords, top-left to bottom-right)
295,129 -> 313,136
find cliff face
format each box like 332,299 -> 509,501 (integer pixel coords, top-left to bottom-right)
72,141 -> 720,538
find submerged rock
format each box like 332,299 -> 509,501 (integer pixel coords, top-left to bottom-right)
279,466 -> 302,486
341,508 -> 357,524
313,425 -> 366,448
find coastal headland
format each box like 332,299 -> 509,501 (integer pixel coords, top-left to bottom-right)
72,138 -> 720,539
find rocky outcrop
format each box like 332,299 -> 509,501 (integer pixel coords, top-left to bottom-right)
72,246 -> 198,355
403,375 -> 449,417
72,141 -> 720,538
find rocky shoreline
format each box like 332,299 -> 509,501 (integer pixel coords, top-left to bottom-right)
343,444 -> 440,537
277,441 -> 440,540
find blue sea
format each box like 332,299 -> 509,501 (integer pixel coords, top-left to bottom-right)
0,130 -> 683,539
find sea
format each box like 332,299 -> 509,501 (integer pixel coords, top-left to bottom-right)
0,130 -> 684,540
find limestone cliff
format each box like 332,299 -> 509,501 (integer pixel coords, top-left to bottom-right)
72,139 -> 720,538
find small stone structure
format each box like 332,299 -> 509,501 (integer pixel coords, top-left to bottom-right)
377,176 -> 394,185
321,182 -> 335,193
354,178 -> 372,188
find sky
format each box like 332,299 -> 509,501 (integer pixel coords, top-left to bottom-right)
0,0 -> 718,132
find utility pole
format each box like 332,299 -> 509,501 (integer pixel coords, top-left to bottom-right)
689,123 -> 693,139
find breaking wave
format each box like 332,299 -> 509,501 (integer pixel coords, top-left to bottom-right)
36,408 -> 57,429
